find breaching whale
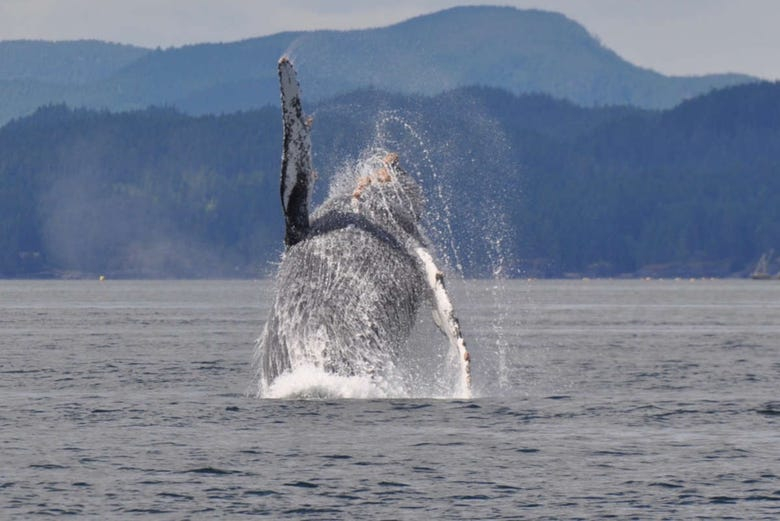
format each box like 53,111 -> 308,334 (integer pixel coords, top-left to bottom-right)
255,57 -> 471,397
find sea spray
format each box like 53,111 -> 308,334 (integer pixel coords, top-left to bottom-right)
373,112 -> 465,275
263,364 -> 400,399
370,109 -> 518,395
255,147 -> 470,399
256,68 -> 520,398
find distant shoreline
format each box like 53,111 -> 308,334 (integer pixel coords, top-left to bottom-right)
1,273 -> 776,282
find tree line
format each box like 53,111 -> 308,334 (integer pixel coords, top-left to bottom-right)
1,81 -> 778,278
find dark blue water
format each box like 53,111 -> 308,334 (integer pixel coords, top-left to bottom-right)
2,279 -> 779,519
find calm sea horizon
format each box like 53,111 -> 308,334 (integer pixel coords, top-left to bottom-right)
2,279 -> 778,519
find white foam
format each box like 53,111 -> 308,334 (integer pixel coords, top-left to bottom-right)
262,364 -> 402,400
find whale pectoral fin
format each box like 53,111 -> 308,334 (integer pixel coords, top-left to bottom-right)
431,309 -> 443,330
278,57 -> 314,247
415,247 -> 472,397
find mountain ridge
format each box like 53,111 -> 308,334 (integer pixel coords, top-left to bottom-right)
0,39 -> 149,83
0,6 -> 757,125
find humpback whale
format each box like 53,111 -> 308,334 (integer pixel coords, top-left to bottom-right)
255,58 -> 471,397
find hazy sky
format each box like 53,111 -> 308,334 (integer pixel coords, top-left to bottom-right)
1,0 -> 778,79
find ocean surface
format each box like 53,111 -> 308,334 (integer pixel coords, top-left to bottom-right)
1,279 -> 779,519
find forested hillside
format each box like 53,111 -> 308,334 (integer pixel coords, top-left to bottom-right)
1,81 -> 779,278
0,106 -> 281,277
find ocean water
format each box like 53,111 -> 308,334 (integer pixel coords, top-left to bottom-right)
1,279 -> 779,519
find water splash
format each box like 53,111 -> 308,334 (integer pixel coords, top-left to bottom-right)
370,109 -> 518,397
373,113 -> 465,275
256,100 -> 519,399
263,364 -> 400,399
255,144 -> 470,400
486,225 -> 511,391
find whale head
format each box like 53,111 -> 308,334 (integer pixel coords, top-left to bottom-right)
348,151 -> 425,229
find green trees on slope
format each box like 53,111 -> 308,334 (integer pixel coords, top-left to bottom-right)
1,81 -> 779,277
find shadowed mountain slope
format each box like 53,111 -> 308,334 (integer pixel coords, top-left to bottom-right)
0,6 -> 756,125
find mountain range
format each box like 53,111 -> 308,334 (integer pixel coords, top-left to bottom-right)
2,5 -> 776,279
0,6 -> 757,126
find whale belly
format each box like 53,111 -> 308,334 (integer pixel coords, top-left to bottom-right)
259,226 -> 425,384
